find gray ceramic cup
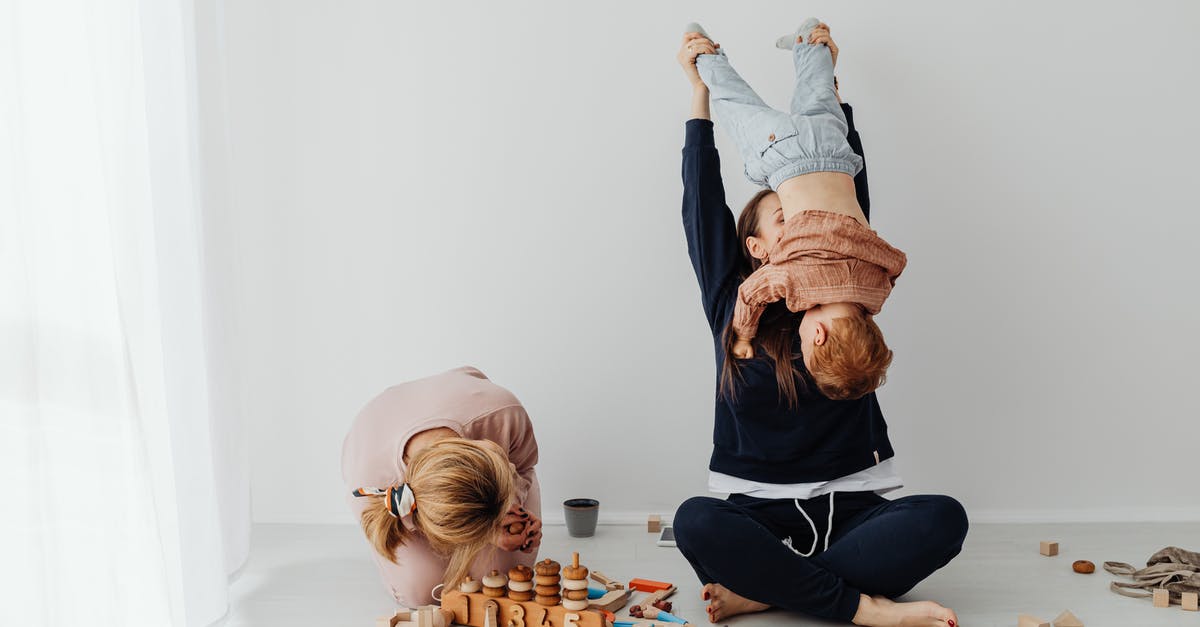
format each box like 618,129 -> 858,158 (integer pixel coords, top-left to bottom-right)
563,498 -> 600,537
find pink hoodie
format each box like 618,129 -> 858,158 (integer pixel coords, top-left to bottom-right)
341,366 -> 541,606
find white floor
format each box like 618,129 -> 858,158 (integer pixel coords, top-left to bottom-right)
223,522 -> 1199,627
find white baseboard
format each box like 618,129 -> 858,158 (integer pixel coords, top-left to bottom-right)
539,507 -> 1200,526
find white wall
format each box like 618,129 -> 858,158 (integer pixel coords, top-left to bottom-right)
219,0 -> 1200,525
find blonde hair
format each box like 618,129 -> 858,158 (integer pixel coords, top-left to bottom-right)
359,438 -> 517,588
808,314 -> 893,401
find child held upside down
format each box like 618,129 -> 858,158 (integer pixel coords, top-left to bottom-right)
688,19 -> 907,401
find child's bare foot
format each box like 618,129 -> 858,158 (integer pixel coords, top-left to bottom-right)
701,583 -> 770,623
852,595 -> 958,627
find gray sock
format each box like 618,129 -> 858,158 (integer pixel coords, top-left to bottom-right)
683,22 -> 711,39
774,17 -> 822,50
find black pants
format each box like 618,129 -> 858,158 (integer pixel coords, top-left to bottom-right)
673,491 -> 968,621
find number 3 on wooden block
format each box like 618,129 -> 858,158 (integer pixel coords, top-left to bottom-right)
507,604 -> 525,627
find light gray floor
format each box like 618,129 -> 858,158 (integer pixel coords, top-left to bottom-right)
224,522 -> 1199,627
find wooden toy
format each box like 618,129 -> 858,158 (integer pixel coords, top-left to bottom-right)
561,553 -> 591,611
647,515 -> 662,533
1071,560 -> 1094,574
628,578 -> 673,593
442,554 -> 604,627
442,589 -> 602,627
1153,588 -> 1170,607
588,589 -> 631,613
1052,609 -> 1084,626
1018,614 -> 1050,627
1039,541 -> 1059,557
590,570 -> 624,591
1183,591 -> 1198,611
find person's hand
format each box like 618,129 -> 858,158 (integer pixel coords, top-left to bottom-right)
494,506 -> 528,552
519,512 -> 543,554
495,505 -> 542,553
677,32 -> 718,88
733,338 -> 755,360
806,22 -> 838,67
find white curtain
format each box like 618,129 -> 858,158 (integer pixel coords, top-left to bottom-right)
0,0 -> 249,625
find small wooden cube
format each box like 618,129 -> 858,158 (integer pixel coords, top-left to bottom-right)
1052,609 -> 1084,626
647,514 -> 661,533
1039,541 -> 1059,556
1018,614 -> 1050,627
1182,591 -> 1198,611
1153,588 -> 1170,608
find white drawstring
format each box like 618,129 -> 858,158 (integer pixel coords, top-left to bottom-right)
791,499 -> 819,557
824,491 -> 835,552
431,583 -> 444,603
789,492 -> 836,556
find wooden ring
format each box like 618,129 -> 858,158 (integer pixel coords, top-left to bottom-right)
507,580 -> 534,593
508,565 -> 533,582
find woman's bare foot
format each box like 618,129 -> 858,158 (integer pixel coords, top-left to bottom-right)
851,594 -> 958,627
701,583 -> 770,623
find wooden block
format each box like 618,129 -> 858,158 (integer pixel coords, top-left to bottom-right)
647,515 -> 661,533
1018,614 -> 1050,627
1039,541 -> 1059,556
588,588 -> 631,613
1153,588 -> 1170,608
628,578 -> 672,593
1183,591 -> 1198,611
1052,609 -> 1084,627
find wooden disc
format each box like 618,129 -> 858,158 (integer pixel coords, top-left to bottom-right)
508,565 -> 533,582
508,590 -> 534,602
562,599 -> 590,611
533,574 -> 561,586
535,594 -> 561,606
563,589 -> 589,601
561,578 -> 589,591
534,559 -> 561,576
562,565 -> 589,580
1072,560 -> 1096,574
534,584 -> 561,597
482,586 -> 506,598
507,580 -> 534,593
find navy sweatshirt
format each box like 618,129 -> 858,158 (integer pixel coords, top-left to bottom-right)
681,103 -> 895,484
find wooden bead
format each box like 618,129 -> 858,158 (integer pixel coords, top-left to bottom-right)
534,584 -> 561,597
482,586 -> 505,598
1072,560 -> 1095,574
563,589 -> 589,601
562,599 -> 589,611
533,574 -> 561,586
534,594 -> 561,606
459,577 -> 482,593
507,590 -> 533,602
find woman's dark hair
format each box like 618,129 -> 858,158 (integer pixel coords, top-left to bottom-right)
719,189 -> 805,408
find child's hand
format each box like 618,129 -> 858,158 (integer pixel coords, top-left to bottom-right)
733,338 -> 755,360
806,23 -> 838,67
678,33 -> 718,87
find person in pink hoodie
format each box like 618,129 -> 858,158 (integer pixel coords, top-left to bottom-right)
341,366 -> 542,606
